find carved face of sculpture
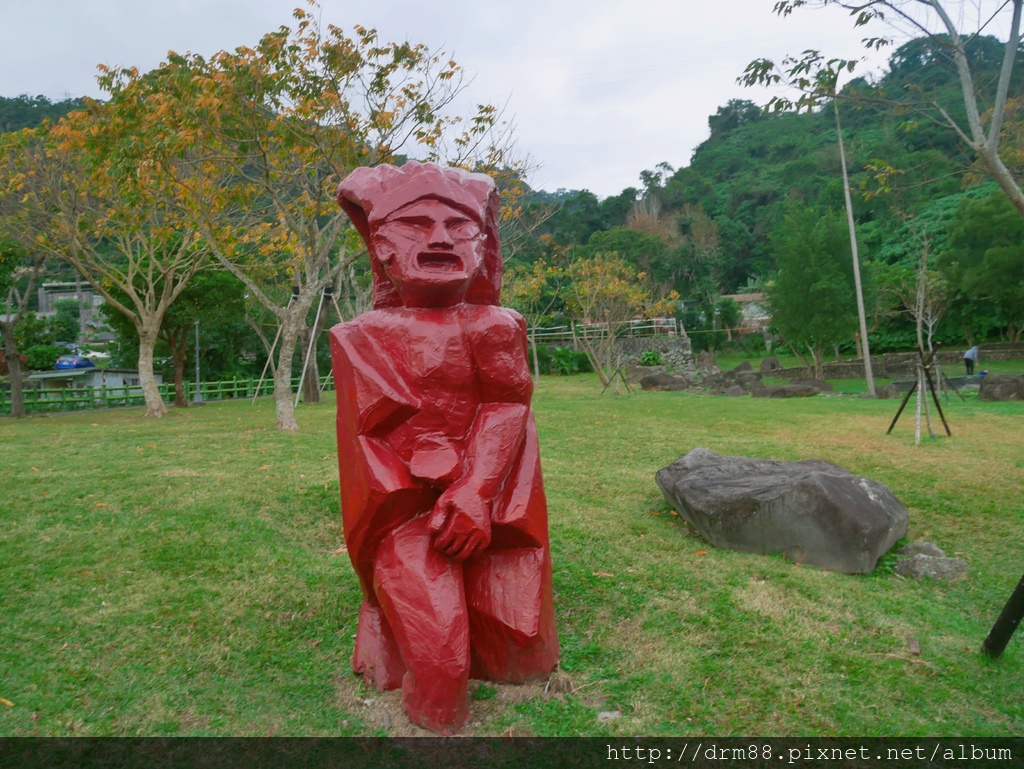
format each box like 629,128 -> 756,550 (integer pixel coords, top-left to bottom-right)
371,199 -> 486,308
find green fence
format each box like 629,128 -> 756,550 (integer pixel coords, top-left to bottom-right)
0,375 -> 334,416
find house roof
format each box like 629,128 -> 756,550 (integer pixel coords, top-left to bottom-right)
28,370 -> 90,380
722,293 -> 765,303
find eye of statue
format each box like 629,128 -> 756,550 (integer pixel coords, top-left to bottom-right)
446,219 -> 481,241
380,216 -> 481,242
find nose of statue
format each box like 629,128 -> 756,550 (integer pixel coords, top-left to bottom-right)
428,221 -> 455,248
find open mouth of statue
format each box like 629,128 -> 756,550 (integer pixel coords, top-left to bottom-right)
417,251 -> 463,271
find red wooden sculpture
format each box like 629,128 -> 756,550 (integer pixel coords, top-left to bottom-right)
330,161 -> 559,734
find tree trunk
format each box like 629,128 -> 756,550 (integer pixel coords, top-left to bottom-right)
172,344 -> 187,408
136,328 -> 167,417
1,322 -> 26,418
273,314 -> 303,431
811,347 -> 824,380
914,364 -> 923,446
298,294 -> 330,405
578,333 -> 610,387
530,328 -> 540,383
300,323 -> 321,405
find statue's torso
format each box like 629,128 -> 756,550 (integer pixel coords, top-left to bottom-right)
339,304 -> 531,479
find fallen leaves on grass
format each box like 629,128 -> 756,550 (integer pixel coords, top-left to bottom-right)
694,550 -> 709,556
0,698 -> 13,707
593,572 -> 614,578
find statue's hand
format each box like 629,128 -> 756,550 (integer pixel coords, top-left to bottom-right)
428,483 -> 491,560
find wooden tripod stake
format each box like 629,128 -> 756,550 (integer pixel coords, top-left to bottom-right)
983,573 -> 1024,659
886,347 -> 951,439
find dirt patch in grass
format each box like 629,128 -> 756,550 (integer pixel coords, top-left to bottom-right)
333,669 -> 579,736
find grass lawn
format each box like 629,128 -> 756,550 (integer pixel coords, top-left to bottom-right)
1,377 -> 1022,737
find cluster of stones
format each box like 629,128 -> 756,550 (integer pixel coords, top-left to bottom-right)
872,373 -> 1024,400
633,356 -> 835,398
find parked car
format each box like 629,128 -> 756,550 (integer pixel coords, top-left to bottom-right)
55,354 -> 96,370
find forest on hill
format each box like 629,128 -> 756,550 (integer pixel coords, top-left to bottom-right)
512,33 -> 1024,355
2,29 -> 1023,420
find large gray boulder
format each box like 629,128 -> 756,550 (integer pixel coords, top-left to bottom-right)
655,448 -> 909,574
979,375 -> 1024,401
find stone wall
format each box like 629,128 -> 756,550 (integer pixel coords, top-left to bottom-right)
536,334 -> 696,373
615,336 -> 696,371
773,343 -> 1024,381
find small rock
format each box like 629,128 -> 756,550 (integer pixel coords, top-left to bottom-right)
732,360 -> 753,373
640,371 -> 692,391
898,541 -> 945,558
873,384 -> 901,399
382,709 -> 392,730
597,711 -> 622,723
797,378 -> 834,393
725,385 -> 745,397
736,372 -> 763,388
894,554 -> 968,581
760,356 -> 782,372
626,365 -> 666,384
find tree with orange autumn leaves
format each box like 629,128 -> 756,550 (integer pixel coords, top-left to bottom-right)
1,4 -> 522,429
0,93 -> 212,417
565,254 -> 677,388
107,7 -> 522,430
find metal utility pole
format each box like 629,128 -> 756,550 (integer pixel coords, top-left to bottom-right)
193,320 -> 202,404
835,96 -> 876,397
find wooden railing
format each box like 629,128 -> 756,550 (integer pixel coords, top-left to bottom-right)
0,375 -> 334,416
528,317 -> 681,345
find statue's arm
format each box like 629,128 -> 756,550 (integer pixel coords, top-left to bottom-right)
428,309 -> 533,560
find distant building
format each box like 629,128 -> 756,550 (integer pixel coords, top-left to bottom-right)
37,281 -> 108,340
722,292 -> 770,331
27,368 -> 161,391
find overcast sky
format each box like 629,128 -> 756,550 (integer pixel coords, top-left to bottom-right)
1,0 -> 909,197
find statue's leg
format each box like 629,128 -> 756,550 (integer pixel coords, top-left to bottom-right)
464,545 -> 559,683
374,516 -> 470,734
353,600 -> 405,690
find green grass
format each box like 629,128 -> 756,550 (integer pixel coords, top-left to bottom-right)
2,378 -> 1023,737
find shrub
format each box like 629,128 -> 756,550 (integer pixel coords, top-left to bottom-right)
550,346 -> 591,375
24,344 -> 66,371
639,350 -> 664,366
527,345 -> 553,375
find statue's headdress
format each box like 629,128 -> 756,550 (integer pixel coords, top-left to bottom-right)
336,161 -> 502,308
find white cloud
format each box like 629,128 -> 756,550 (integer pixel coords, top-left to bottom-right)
0,0 -> 949,196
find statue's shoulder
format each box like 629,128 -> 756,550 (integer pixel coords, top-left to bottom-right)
332,309 -> 397,340
462,304 -> 526,335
